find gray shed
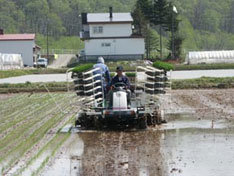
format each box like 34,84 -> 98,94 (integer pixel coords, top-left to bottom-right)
0,31 -> 36,67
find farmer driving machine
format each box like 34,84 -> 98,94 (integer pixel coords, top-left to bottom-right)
72,65 -> 171,130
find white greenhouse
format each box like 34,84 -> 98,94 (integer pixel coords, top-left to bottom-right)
0,53 -> 24,70
186,50 -> 234,64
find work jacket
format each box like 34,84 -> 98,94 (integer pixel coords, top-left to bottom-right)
109,75 -> 130,88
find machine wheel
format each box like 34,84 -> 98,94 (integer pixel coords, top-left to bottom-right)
138,117 -> 147,129
75,119 -> 80,127
94,116 -> 102,130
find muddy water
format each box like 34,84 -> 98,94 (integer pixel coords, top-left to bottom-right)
160,115 -> 234,176
42,114 -> 234,176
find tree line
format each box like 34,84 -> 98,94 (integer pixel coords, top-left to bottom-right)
0,0 -> 135,37
1,0 -> 234,58
132,0 -> 183,60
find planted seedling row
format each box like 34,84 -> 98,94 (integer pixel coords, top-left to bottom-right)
1,94 -> 76,173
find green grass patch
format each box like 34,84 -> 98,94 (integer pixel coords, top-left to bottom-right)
71,64 -> 94,73
0,68 -> 67,79
125,72 -> 136,77
0,82 -> 73,94
172,77 -> 234,89
110,72 -> 136,78
153,61 -> 175,71
36,34 -> 84,50
175,63 -> 234,71
1,77 -> 234,94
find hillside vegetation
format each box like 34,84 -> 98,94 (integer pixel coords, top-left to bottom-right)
1,0 -> 234,52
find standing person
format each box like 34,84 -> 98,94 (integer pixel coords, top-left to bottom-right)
93,57 -> 110,94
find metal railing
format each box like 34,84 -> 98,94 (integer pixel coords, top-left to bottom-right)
40,49 -> 79,55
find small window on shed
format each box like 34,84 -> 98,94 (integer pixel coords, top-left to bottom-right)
93,26 -> 103,34
93,26 -> 98,33
98,26 -> 103,33
101,43 -> 111,47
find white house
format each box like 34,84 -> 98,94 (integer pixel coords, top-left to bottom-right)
0,30 -> 38,66
80,7 -> 145,60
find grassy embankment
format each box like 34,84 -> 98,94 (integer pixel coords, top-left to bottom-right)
1,62 -> 234,93
0,77 -> 234,93
0,69 -> 67,79
174,63 -> 234,70
172,77 -> 234,89
1,63 -> 234,79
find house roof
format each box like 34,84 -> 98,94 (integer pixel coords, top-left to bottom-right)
87,13 -> 133,24
0,34 -> 35,41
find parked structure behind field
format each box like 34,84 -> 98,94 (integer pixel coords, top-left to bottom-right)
0,30 -> 40,67
186,50 -> 234,64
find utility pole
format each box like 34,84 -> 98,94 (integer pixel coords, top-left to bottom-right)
146,24 -> 150,60
46,18 -> 49,60
160,25 -> 162,59
171,4 -> 178,60
170,3 -> 175,60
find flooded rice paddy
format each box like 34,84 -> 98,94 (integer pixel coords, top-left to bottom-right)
41,114 -> 234,176
1,89 -> 234,176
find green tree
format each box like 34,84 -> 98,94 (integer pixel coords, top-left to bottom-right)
0,0 -> 24,33
150,0 -> 170,58
24,0 -> 49,33
145,28 -> 159,59
132,0 -> 149,35
166,3 -> 182,59
167,33 -> 184,60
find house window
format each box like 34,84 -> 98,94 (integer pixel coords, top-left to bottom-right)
93,26 -> 103,34
101,43 -> 111,47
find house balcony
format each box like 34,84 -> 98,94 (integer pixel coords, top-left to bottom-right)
80,31 -> 90,39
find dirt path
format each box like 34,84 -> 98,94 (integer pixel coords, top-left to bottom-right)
48,54 -> 75,68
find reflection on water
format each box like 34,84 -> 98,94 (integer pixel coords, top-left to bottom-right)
42,114 -> 234,176
161,114 -> 234,176
161,128 -> 234,176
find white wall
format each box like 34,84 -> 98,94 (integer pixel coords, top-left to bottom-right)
89,23 -> 132,38
0,40 -> 34,66
85,38 -> 145,56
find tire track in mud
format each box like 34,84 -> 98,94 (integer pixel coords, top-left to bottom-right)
73,131 -> 164,176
